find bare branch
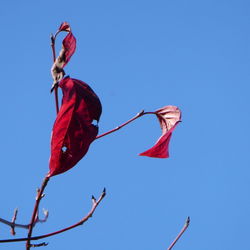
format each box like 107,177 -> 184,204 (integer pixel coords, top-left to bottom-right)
0,189 -> 106,244
0,217 -> 29,229
29,242 -> 48,248
36,209 -> 49,224
10,208 -> 18,235
167,216 -> 190,250
26,176 -> 50,250
0,209 -> 49,233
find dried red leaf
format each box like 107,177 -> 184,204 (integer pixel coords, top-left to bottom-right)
51,23 -> 76,83
62,32 -> 76,67
58,22 -> 71,32
48,77 -> 102,177
139,105 -> 181,158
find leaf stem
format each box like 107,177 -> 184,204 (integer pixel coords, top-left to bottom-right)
96,110 -> 155,140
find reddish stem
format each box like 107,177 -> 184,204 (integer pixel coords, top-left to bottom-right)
0,209 -> 48,231
50,34 -> 56,62
54,86 -> 59,114
167,217 -> 190,250
96,110 -> 156,140
26,176 -> 50,250
50,34 -> 59,114
10,208 -> 18,235
0,190 -> 105,244
0,218 -> 29,229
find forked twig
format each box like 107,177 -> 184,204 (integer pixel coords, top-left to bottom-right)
29,242 -> 48,248
0,217 -> 29,230
0,189 -> 106,244
167,217 -> 190,250
10,208 -> 18,235
0,208 -> 49,234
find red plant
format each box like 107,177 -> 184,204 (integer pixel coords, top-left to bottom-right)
0,22 -> 187,249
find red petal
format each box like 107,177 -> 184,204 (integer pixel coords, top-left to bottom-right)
139,105 -> 181,158
49,77 -> 102,177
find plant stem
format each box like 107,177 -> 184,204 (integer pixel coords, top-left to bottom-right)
50,33 -> 59,114
0,190 -> 105,244
167,217 -> 190,250
26,176 -> 50,250
96,111 -> 155,140
54,86 -> 59,114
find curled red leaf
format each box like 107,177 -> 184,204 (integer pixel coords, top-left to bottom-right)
62,32 -> 76,67
58,22 -> 71,32
51,23 -> 76,84
48,77 -> 102,177
139,105 -> 181,158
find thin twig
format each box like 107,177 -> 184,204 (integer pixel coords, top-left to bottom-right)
50,33 -> 59,114
10,208 -> 18,235
50,34 -> 56,62
26,176 -> 50,250
96,110 -> 156,140
167,217 -> 190,250
0,209 -> 49,232
0,217 -> 29,229
0,189 -> 106,244
29,242 -> 48,248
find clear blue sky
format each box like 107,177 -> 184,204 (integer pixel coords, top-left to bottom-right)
0,0 -> 250,249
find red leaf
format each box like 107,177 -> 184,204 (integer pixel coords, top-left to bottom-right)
139,105 -> 181,158
48,77 -> 102,177
58,22 -> 71,32
62,32 -> 76,67
51,23 -> 76,83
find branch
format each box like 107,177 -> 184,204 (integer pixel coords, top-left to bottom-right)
26,176 -> 50,250
0,189 -> 106,244
29,242 -> 48,248
0,208 -> 49,233
167,217 -> 190,250
96,110 -> 156,140
10,208 -> 18,235
50,34 -> 56,62
50,33 -> 59,114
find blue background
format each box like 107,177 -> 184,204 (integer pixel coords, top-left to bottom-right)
0,0 -> 250,249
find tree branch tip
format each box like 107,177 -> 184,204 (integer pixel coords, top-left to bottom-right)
12,208 -> 18,218
10,208 -> 19,235
30,242 -> 48,248
43,209 -> 49,216
186,216 -> 190,226
138,110 -> 145,116
91,195 -> 96,202
50,33 -> 55,42
102,187 -> 106,194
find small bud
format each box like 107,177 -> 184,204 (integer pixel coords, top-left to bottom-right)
43,209 -> 49,217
